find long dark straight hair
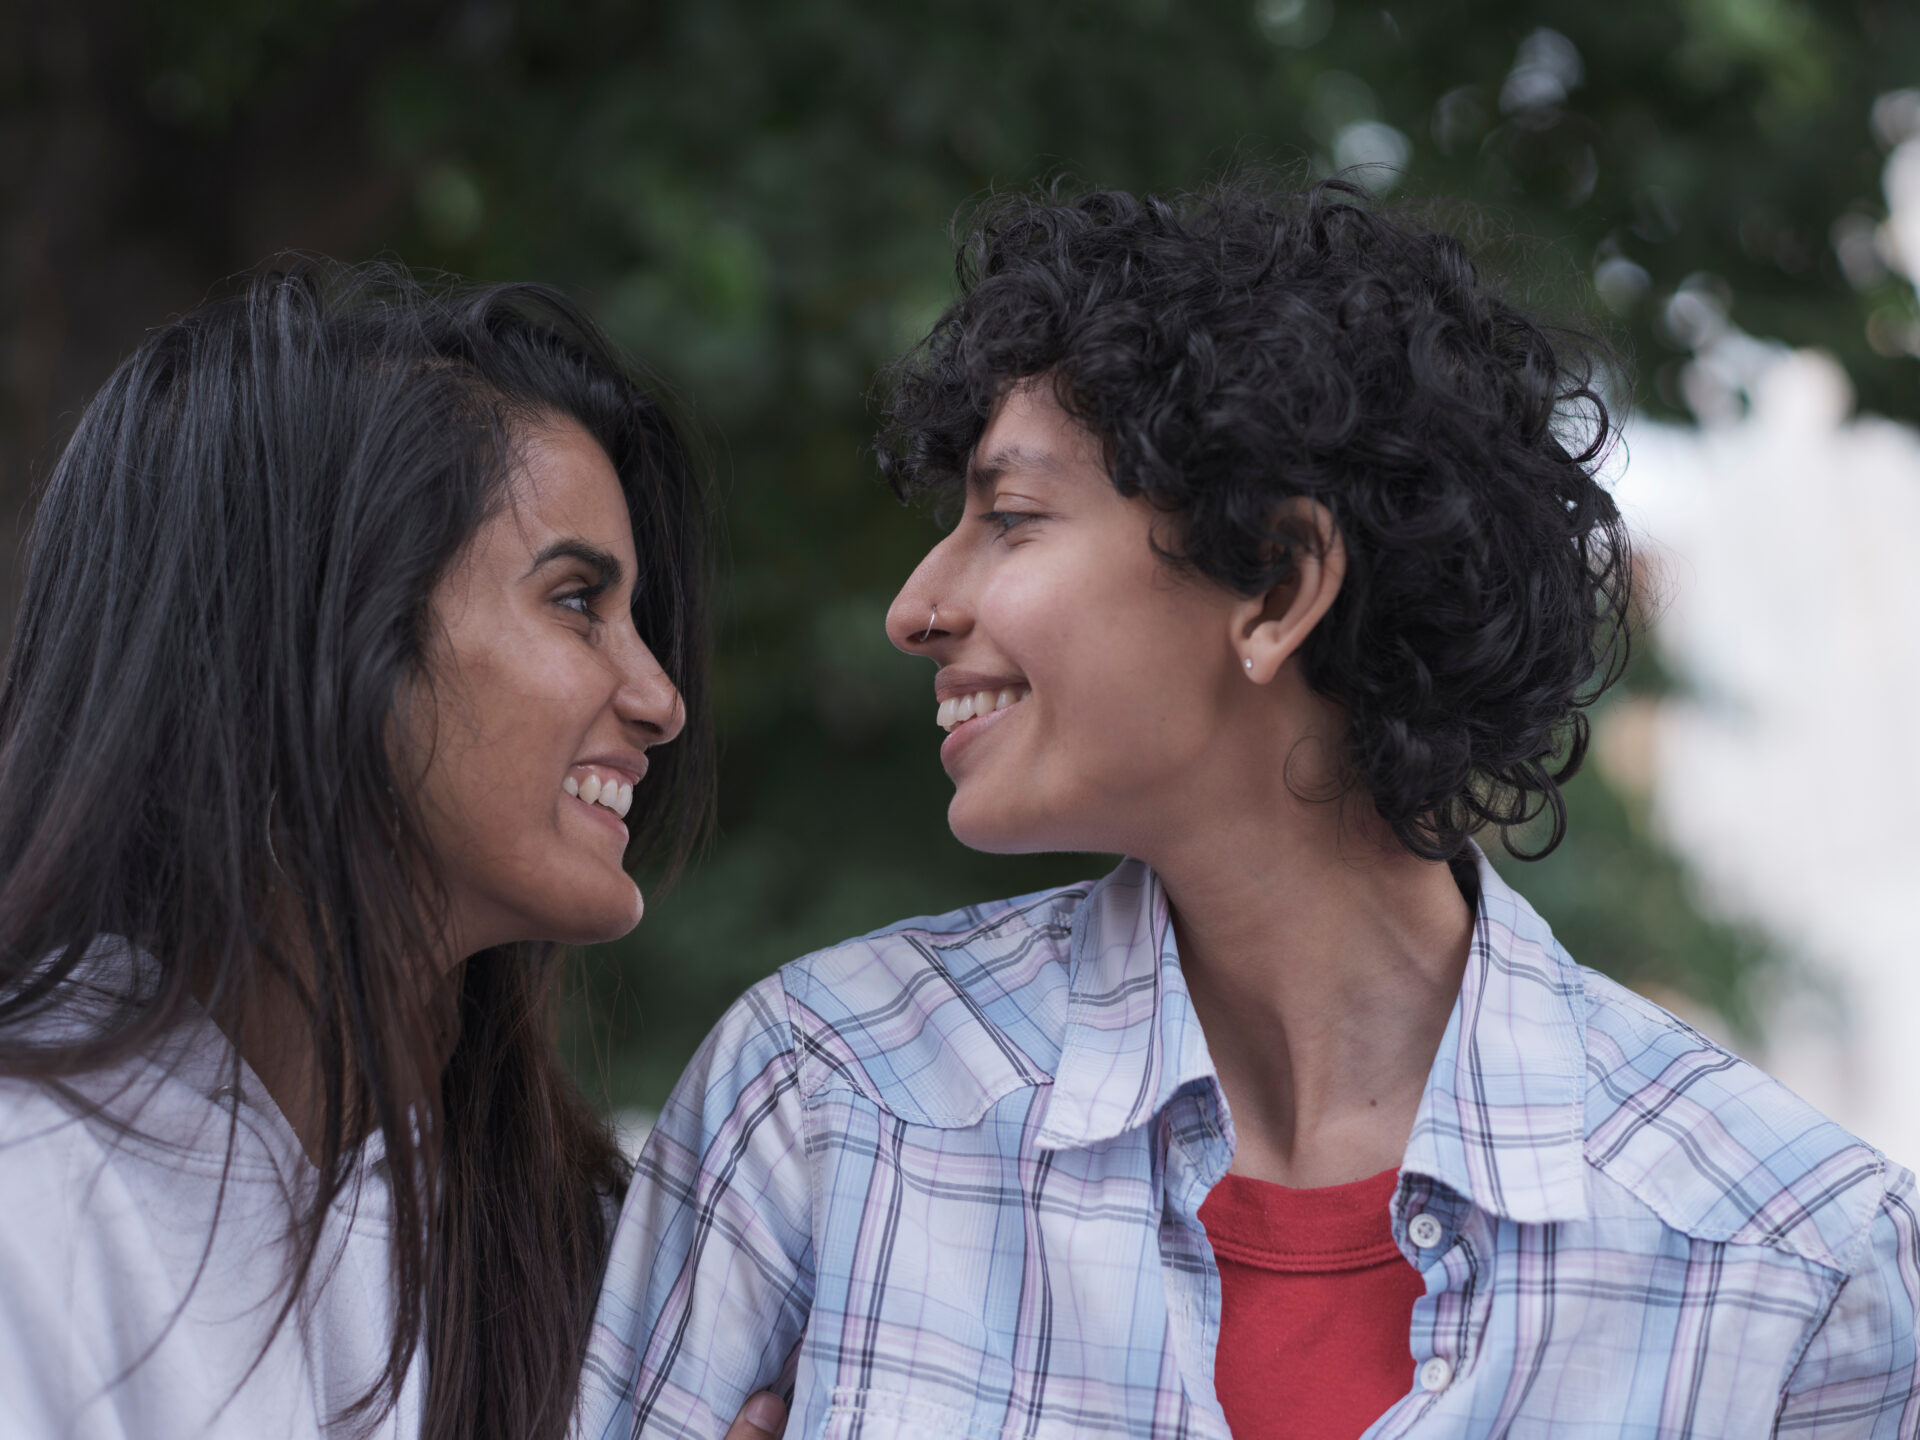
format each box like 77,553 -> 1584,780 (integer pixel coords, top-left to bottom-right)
0,261 -> 713,1439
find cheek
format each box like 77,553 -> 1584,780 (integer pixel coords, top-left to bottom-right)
975,560 -> 1079,673
1053,654 -> 1216,783
418,661 -> 642,947
984,569 -> 1207,726
417,642 -> 596,861
1019,611 -> 1230,805
436,688 -> 549,810
455,636 -> 603,764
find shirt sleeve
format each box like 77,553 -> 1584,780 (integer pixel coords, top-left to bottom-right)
0,1100 -> 153,1440
577,973 -> 814,1440
1773,1165 -> 1920,1437
0,1169 -> 121,1440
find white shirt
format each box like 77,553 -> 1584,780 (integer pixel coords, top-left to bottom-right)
0,1003 -> 422,1439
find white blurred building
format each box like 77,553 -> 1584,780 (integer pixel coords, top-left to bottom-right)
1606,104 -> 1920,1169
1610,102 -> 1920,1163
1615,346 -> 1920,1169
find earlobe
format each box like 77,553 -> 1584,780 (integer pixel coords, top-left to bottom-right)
1235,500 -> 1346,684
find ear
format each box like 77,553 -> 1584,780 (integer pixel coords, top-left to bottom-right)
1231,500 -> 1346,684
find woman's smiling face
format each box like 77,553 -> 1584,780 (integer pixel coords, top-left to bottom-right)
886,381 -> 1246,857
404,418 -> 684,959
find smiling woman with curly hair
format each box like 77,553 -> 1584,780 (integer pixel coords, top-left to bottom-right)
881,180 -> 1630,864
581,180 -> 1919,1440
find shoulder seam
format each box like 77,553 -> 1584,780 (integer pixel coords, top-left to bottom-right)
766,969 -> 810,1102
920,884 -> 1091,951
1833,1156 -> 1894,1274
834,882 -> 1089,956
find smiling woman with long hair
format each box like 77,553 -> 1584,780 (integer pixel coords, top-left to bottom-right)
0,263 -> 783,1440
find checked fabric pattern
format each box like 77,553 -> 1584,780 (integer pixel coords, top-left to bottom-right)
577,855 -> 1920,1440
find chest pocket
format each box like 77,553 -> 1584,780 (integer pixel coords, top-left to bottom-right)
794,1082 -> 1184,1440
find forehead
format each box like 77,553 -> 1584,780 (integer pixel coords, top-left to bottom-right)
968,381 -> 1107,490
498,420 -> 634,559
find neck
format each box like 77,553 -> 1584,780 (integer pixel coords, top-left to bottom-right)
208,895 -> 463,1168
1149,790 -> 1473,1190
230,968 -> 343,1167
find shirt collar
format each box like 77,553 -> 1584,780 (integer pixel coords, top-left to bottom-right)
1033,849 -> 1592,1224
1401,847 -> 1590,1222
1034,859 -> 1218,1152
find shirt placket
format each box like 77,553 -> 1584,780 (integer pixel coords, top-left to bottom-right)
1155,1082 -> 1236,1440
1365,1175 -> 1483,1437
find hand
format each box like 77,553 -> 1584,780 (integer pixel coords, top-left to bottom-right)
722,1390 -> 788,1440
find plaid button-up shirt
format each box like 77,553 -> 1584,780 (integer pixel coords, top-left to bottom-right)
578,855 -> 1920,1439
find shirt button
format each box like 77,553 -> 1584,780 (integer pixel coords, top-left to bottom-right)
1418,1357 -> 1453,1392
1407,1212 -> 1445,1249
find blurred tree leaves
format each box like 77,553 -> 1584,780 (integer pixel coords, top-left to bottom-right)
10,0 -> 1915,1107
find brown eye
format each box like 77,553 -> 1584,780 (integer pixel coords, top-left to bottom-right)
557,587 -> 606,622
981,510 -> 1039,535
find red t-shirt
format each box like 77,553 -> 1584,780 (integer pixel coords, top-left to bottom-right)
1198,1167 -> 1425,1440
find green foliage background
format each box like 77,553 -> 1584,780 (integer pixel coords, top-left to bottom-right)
7,0 -> 1914,1108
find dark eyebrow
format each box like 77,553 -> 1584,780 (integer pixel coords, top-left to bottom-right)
523,539 -> 623,588
966,443 -> 1063,494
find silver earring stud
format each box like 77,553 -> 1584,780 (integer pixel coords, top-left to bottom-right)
1243,657 -> 1254,671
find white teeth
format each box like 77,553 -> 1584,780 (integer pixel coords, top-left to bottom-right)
566,769 -> 633,819
936,686 -> 1030,732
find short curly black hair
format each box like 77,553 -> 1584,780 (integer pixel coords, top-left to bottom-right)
877,178 -> 1632,863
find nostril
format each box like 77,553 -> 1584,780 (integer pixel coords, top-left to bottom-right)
896,608 -> 957,650
889,588 -> 950,650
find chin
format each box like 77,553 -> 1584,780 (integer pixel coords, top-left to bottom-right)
531,877 -> 646,946
949,779 -> 1132,859
947,796 -> 1063,857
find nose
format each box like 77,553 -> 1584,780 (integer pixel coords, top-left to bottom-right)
886,536 -> 968,657
613,635 -> 686,747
